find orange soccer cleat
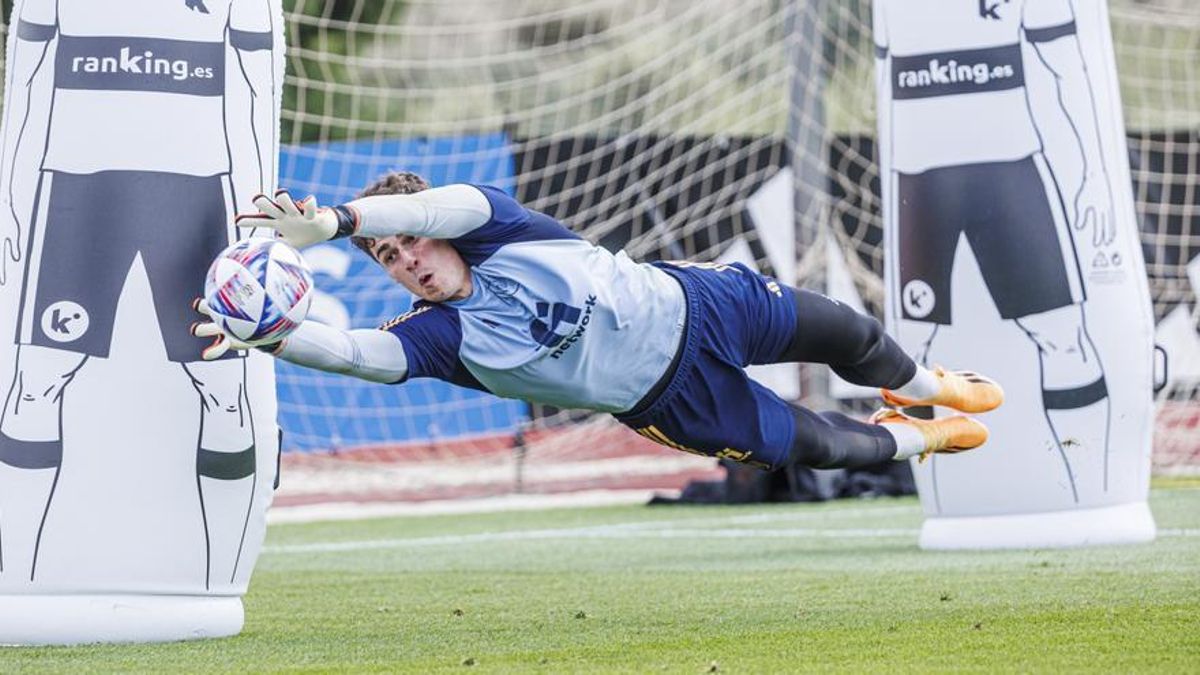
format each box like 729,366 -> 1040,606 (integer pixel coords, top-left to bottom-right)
870,408 -> 990,463
881,366 -> 1004,414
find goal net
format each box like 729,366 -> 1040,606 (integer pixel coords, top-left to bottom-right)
269,0 -> 1200,507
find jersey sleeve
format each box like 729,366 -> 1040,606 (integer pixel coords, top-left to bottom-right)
449,185 -> 582,266
273,321 -> 409,384
1023,0 -> 1077,43
380,302 -> 487,391
348,183 -> 493,240
229,0 -> 276,52
17,0 -> 58,42
347,184 -> 582,264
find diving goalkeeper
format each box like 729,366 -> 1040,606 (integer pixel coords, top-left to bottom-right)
193,172 -> 1003,470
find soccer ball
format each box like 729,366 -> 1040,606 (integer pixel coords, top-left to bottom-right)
204,237 -> 314,346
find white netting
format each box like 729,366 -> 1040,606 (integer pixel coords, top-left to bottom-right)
1115,2 -> 1200,474
272,0 -> 1200,501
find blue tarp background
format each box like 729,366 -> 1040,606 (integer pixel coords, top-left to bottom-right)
275,134 -> 528,452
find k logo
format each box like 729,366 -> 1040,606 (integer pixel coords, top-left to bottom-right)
529,302 -> 582,349
902,280 -> 935,319
41,301 -> 90,343
978,0 -> 1011,20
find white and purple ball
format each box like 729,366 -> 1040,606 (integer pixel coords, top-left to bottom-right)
204,238 -> 314,346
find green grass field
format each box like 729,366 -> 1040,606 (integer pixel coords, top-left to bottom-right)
4,484 -> 1199,673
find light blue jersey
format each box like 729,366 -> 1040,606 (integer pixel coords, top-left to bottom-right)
378,185 -> 686,413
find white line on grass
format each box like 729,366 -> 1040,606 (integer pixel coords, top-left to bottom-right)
264,523 -> 1200,556
265,526 -> 919,554
267,493 -> 921,525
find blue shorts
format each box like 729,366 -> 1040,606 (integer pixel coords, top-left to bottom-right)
615,261 -> 797,470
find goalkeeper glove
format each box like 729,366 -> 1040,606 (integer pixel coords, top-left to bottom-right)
235,189 -> 359,249
190,298 -> 283,361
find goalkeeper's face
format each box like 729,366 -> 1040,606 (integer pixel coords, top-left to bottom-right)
371,234 -> 472,302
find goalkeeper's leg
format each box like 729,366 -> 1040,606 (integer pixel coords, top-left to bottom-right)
776,288 -> 1003,414
623,375 -> 989,471
182,359 -> 256,590
617,271 -> 990,471
786,404 -> 988,469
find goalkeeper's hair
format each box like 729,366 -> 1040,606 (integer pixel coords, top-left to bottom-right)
349,171 -> 431,260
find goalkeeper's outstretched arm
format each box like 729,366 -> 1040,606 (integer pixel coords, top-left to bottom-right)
234,184 -> 492,249
192,301 -> 409,384
270,322 -> 409,384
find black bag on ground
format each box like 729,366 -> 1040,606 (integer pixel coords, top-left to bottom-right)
648,458 -> 915,505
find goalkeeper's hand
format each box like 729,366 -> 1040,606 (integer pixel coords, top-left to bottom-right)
190,298 -> 282,361
235,189 -> 346,249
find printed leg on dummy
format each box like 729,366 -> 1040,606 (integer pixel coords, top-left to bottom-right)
1014,303 -> 1112,503
183,358 -> 257,589
0,345 -> 88,580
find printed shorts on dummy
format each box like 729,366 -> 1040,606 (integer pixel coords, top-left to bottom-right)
615,261 -> 798,471
895,154 -> 1084,324
19,170 -> 233,361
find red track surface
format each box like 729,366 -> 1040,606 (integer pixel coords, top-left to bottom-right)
276,423 -> 723,507
1155,401 -> 1200,472
273,468 -> 721,507
283,422 -> 670,465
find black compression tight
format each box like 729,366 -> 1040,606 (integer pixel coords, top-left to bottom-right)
787,407 -> 898,469
777,288 -> 915,389
776,288 -> 919,469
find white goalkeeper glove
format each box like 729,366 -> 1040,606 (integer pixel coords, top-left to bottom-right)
234,189 -> 358,249
190,298 -> 283,361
